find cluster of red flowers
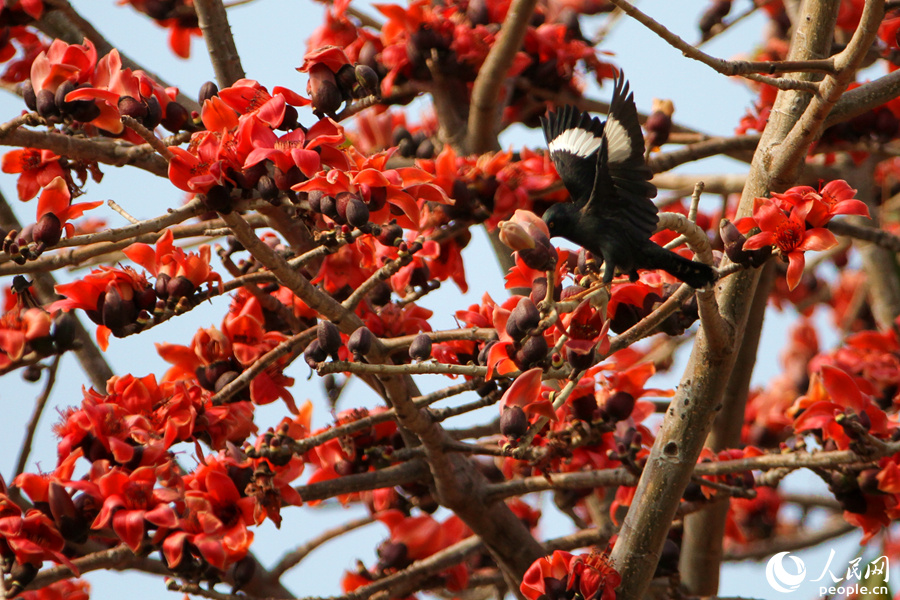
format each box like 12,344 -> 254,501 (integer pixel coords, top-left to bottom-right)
305,0 -> 616,126
735,180 -> 867,290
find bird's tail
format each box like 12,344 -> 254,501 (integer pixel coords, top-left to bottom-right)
645,244 -> 716,288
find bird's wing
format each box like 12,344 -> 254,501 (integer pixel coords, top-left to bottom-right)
587,74 -> 658,239
541,104 -> 605,208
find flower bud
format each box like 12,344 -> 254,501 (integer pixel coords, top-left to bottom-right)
51,312 -> 77,351
500,405 -> 528,440
477,340 -> 497,366
202,185 -> 233,214
304,339 -> 327,368
317,320 -> 343,359
54,80 -> 76,115
565,340 -> 595,371
368,280 -> 392,306
604,391 -> 636,422
309,64 -> 342,115
377,222 -> 403,246
719,219 -> 751,266
645,98 -> 674,149
33,212 -> 62,247
199,81 -> 219,104
506,297 -> 540,341
230,556 -> 257,594
355,64 -> 380,96
409,333 -> 432,361
22,79 -> 36,111
334,64 -> 358,99
348,326 -> 374,359
376,541 -> 410,572
118,95 -> 148,120
155,272 -> 172,300
214,371 -> 241,392
345,197 -> 370,228
320,194 -> 340,220
166,275 -> 195,299
36,88 -> 59,119
101,286 -> 137,331
515,334 -> 548,367
162,100 -> 189,132
7,562 -> 38,597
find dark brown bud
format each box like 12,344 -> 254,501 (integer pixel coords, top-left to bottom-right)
51,312 -> 77,351
199,81 -> 219,104
22,364 -> 41,382
135,285 -> 157,312
477,340 -> 497,366
230,556 -> 257,594
506,297 -> 540,340
162,101 -> 189,132
143,95 -> 162,129
33,212 -> 62,247
118,95 -> 148,120
335,191 -> 358,221
257,174 -> 278,202
748,245 -> 772,268
348,326 -> 374,358
278,104 -> 299,131
317,320 -> 342,358
304,339 -> 327,368
202,185 -> 233,214
415,138 -> 435,159
345,197 -> 370,228
320,194 -> 339,220
655,539 -> 681,578
376,541 -> 410,572
409,333 -> 432,361
355,64 -> 380,96
307,190 -> 324,212
101,286 -> 136,331
309,64 -> 342,115
500,405 -> 528,440
514,334 -> 548,367
604,391 -> 636,422
155,272 -> 172,300
719,219 -> 751,265
214,371 -> 240,392
8,562 -> 38,597
36,88 -> 59,119
565,342 -> 595,371
22,79 -> 36,111
54,80 -> 76,114
335,64 -> 358,99
166,275 -> 195,299
699,0 -> 732,37
377,222 -> 403,246
367,281 -> 392,306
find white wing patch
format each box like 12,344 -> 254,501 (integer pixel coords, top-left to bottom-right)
604,116 -> 635,164
548,127 -> 603,158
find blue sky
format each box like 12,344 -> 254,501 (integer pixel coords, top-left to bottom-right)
0,1 -> 872,599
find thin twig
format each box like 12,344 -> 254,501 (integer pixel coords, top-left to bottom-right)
13,354 -> 61,478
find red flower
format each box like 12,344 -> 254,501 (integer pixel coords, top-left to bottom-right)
35,176 -> 103,238
522,550 -> 620,600
19,579 -> 90,600
792,365 -> 889,449
70,463 -> 178,551
500,367 -> 556,421
1,148 -> 65,201
123,229 -> 221,292
740,198 -> 837,291
0,509 -> 75,570
29,39 -> 97,94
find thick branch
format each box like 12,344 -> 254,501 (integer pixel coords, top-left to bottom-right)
465,0 -> 538,154
194,0 -> 246,88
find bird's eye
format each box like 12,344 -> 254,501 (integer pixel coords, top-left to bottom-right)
548,220 -> 555,229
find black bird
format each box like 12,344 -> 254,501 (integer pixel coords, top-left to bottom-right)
540,74 -> 715,289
